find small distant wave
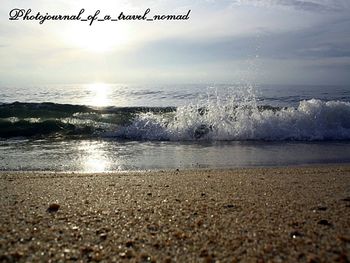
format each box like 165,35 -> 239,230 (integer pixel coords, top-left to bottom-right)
1,99 -> 350,141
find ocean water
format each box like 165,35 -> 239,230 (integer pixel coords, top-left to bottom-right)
0,83 -> 350,171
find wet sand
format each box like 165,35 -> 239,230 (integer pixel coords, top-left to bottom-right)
0,166 -> 350,262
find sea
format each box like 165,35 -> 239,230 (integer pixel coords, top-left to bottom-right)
1,83 -> 350,172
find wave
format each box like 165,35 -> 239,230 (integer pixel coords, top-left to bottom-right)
0,102 -> 174,138
1,99 -> 350,141
114,99 -> 350,141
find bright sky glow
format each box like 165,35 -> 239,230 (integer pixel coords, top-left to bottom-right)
64,24 -> 130,53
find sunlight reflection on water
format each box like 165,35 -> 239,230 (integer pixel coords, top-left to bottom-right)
83,83 -> 113,107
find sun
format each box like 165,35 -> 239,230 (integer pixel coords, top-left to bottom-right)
64,23 -> 129,53
58,1 -> 131,52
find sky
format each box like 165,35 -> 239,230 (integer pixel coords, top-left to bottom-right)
1,0 -> 350,86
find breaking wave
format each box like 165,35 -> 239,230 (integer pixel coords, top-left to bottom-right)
114,99 -> 350,141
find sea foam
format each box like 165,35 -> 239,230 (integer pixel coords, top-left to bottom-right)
115,98 -> 350,141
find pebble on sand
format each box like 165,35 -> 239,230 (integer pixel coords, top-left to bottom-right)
317,219 -> 332,226
47,203 -> 60,213
290,231 -> 303,238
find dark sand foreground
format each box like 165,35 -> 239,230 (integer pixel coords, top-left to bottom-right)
1,166 -> 350,262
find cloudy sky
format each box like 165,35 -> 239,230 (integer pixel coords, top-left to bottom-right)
1,0 -> 350,85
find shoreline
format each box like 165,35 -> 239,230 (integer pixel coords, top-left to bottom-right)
1,166 -> 350,262
2,161 -> 350,175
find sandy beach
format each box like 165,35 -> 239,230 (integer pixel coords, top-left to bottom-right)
1,166 -> 350,262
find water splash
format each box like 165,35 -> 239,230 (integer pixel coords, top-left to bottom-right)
115,87 -> 350,141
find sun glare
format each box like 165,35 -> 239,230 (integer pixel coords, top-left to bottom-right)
85,83 -> 112,107
78,141 -> 110,173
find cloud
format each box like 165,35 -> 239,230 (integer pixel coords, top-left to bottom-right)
231,0 -> 350,12
121,11 -> 350,64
